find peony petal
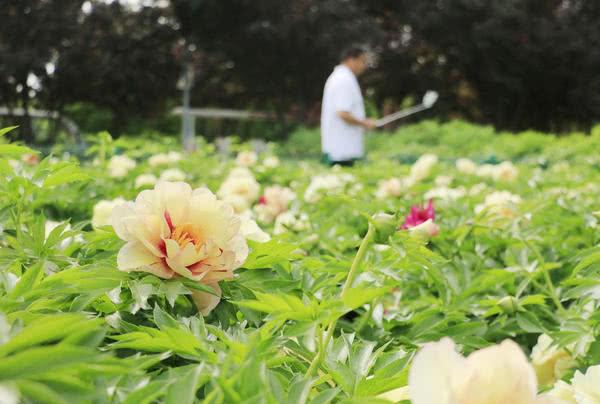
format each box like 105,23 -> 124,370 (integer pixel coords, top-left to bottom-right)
117,242 -> 159,270
460,339 -> 538,404
117,242 -> 173,279
191,282 -> 222,316
409,337 -> 466,404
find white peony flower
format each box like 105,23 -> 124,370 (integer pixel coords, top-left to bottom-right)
262,156 -> 280,168
409,338 -> 551,404
475,191 -> 522,217
148,153 -> 171,167
375,178 -> 404,199
149,151 -> 182,167
254,185 -> 296,223
160,168 -> 186,182
218,168 -> 260,213
409,153 -> 438,183
0,382 -> 19,404
572,365 -> 600,403
236,150 -> 258,167
108,155 -> 136,178
110,181 -> 248,315
239,211 -> 271,242
274,211 -> 309,235
304,174 -> 353,203
493,161 -> 519,182
408,219 -> 439,240
456,158 -> 477,174
135,173 -> 158,188
531,334 -> 575,386
424,186 -> 466,201
92,198 -> 127,228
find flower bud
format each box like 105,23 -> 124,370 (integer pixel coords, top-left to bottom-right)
498,296 -> 519,313
371,212 -> 397,242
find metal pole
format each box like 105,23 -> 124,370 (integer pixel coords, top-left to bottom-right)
181,63 -> 195,152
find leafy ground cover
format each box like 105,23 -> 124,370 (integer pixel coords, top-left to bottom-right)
0,121 -> 599,403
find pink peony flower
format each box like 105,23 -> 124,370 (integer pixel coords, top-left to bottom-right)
402,200 -> 436,229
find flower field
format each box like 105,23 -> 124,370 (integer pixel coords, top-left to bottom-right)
0,121 -> 599,403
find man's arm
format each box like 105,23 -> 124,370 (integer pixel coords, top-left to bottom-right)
337,111 -> 376,129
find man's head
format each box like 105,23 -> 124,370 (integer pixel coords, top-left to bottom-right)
340,46 -> 369,76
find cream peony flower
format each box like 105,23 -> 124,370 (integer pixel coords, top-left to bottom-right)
475,191 -> 522,217
408,218 -> 439,240
108,155 -> 136,178
262,156 -> 280,168
493,161 -> 519,182
236,150 -> 258,167
572,365 -> 600,403
149,151 -> 182,167
274,211 -> 309,235
304,173 -> 353,203
110,182 -> 249,315
456,158 -> 477,174
424,186 -> 466,201
217,168 -> 260,213
160,168 -> 186,182
531,334 -> 575,386
545,381 -> 576,403
375,178 -> 404,199
409,338 -> 553,404
92,198 -> 127,228
239,211 -> 271,242
254,185 -> 296,223
148,153 -> 171,167
135,173 -> 158,188
409,153 -> 438,183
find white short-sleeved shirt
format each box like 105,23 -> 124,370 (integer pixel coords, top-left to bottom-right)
320,64 -> 365,161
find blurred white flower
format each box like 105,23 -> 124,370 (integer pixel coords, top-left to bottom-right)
409,153 -> 438,183
531,334 -> 575,386
92,198 -> 126,228
572,365 -> 600,403
254,185 -> 296,223
408,218 -> 439,240
160,168 -> 186,182
435,175 -> 453,187
456,158 -> 477,174
409,338 -> 550,404
149,151 -> 182,167
424,186 -> 466,201
262,156 -> 280,168
476,163 -> 496,178
274,211 -> 309,234
239,211 -> 271,242
135,173 -> 158,188
108,155 -> 136,178
475,191 -> 522,217
0,382 -> 19,404
236,150 -> 258,167
218,168 -> 260,213
375,178 -> 404,199
304,174 -> 353,203
493,161 -> 519,182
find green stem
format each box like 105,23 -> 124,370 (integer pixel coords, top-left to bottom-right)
521,238 -> 565,313
306,224 -> 375,376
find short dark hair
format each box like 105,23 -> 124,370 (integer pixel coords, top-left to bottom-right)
340,46 -> 366,62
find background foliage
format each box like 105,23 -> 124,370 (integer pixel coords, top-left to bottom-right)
3,0 -> 600,141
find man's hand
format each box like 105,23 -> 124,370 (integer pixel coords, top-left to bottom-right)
361,118 -> 377,130
337,111 -> 377,130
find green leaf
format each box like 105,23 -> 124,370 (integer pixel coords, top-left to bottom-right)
0,126 -> 18,137
165,365 -> 205,404
43,164 -> 89,187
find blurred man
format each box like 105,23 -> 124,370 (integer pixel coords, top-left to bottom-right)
320,46 -> 375,166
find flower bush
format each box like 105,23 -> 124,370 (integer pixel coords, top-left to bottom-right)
0,121 -> 599,403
